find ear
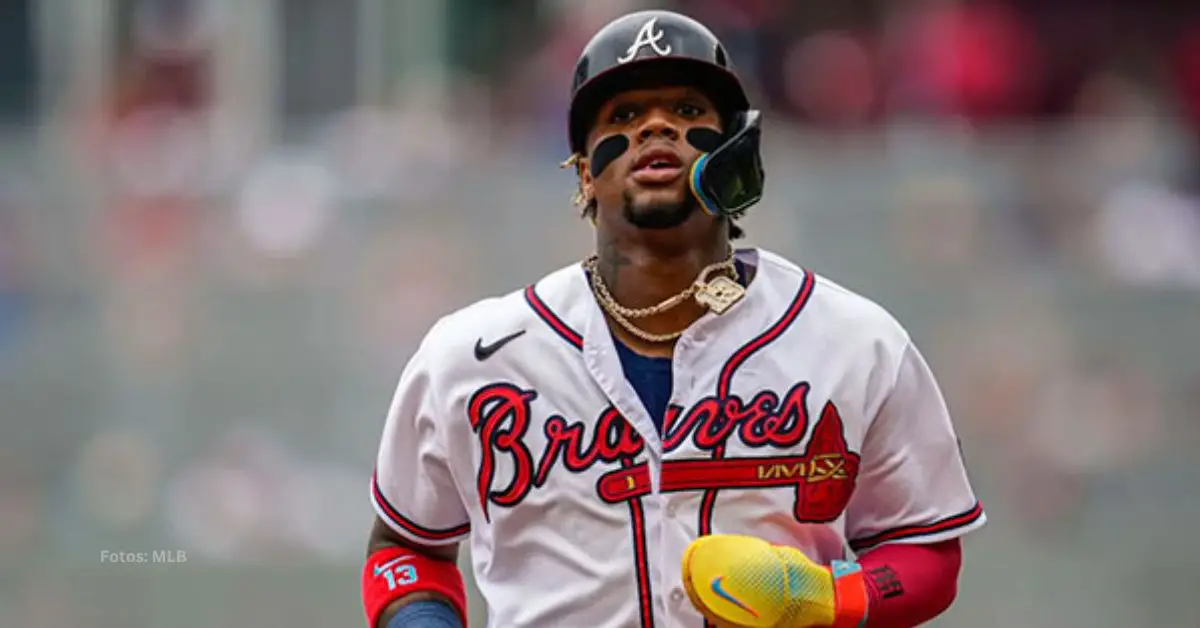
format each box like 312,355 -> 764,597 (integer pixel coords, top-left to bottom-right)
578,156 -> 593,185
577,157 -> 595,206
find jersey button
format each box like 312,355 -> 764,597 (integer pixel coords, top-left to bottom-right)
670,589 -> 685,604
665,504 -> 677,518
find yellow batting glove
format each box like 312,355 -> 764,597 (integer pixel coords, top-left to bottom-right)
681,534 -> 869,628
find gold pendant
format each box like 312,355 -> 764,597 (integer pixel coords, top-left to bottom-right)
695,275 -> 745,315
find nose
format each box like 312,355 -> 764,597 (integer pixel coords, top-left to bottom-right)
635,109 -> 680,143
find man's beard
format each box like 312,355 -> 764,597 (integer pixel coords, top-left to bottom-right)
621,189 -> 697,229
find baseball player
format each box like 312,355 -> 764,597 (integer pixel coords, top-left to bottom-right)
362,9 -> 985,628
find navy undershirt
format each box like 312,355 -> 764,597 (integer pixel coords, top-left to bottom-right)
611,260 -> 747,432
613,339 -> 674,431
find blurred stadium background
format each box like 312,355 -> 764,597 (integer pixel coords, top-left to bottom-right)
1,0 -> 1198,626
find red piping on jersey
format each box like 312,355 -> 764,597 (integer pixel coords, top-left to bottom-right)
698,269 -> 816,531
524,284 -> 584,350
849,502 -> 984,552
620,456 -> 655,628
697,269 -> 815,628
715,270 -> 816,399
371,471 -> 471,542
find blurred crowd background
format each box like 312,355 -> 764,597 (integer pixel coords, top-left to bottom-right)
1,0 -> 1198,626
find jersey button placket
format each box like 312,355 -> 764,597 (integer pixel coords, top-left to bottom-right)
666,331 -> 702,623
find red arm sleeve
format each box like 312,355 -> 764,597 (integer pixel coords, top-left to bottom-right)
857,538 -> 962,627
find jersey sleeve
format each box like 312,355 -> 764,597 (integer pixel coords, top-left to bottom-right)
844,340 -> 985,554
370,329 -> 471,546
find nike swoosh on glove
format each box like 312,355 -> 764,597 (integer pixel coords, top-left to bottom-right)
681,534 -> 869,628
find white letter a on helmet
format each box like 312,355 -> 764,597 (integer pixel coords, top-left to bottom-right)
617,18 -> 672,63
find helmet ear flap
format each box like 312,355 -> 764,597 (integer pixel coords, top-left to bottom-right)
688,110 -> 765,217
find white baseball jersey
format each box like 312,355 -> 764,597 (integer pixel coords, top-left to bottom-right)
371,248 -> 985,628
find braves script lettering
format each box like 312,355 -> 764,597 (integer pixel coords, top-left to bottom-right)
468,381 -> 858,523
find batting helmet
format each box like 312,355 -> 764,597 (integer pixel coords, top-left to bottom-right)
566,10 -> 765,218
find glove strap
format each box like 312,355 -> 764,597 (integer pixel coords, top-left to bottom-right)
829,560 -> 869,628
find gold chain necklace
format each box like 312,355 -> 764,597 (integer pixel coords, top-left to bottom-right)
583,248 -> 747,344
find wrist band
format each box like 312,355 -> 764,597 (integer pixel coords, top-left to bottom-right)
362,546 -> 467,628
830,560 -> 869,628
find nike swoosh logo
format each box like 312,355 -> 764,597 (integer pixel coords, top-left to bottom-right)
711,576 -> 759,618
474,330 -> 526,361
372,555 -> 412,576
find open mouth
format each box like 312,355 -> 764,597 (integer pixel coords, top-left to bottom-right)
630,148 -> 686,186
632,149 -> 683,173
